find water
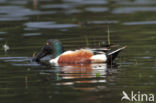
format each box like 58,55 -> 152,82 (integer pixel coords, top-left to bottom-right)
0,0 -> 156,103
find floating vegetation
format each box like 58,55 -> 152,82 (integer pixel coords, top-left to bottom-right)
107,25 -> 111,45
139,73 -> 142,79
32,51 -> 37,57
84,35 -> 89,46
2,43 -> 10,52
96,72 -> 100,77
98,26 -> 111,47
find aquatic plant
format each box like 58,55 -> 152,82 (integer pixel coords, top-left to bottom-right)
2,41 -> 10,52
107,25 -> 111,45
84,35 -> 89,46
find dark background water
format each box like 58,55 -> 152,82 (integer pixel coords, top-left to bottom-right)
0,0 -> 156,103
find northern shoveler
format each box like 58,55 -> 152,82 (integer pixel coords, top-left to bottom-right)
33,39 -> 126,65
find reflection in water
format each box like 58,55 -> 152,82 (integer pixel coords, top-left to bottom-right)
112,7 -> 156,14
117,0 -> 156,5
85,7 -> 108,12
0,32 -> 6,35
9,0 -> 28,5
24,22 -> 78,29
23,33 -> 41,36
33,0 -> 38,9
59,63 -> 107,77
0,56 -> 30,62
41,4 -> 76,9
0,6 -> 40,21
88,20 -> 118,25
25,76 -> 28,89
39,63 -> 118,91
62,0 -> 107,5
123,21 -> 156,25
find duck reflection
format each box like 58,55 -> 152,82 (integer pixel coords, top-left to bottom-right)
53,63 -> 117,87
38,61 -> 118,90
59,63 -> 107,78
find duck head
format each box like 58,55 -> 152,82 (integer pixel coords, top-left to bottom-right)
33,39 -> 63,62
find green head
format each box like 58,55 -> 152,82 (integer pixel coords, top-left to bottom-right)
33,39 -> 64,62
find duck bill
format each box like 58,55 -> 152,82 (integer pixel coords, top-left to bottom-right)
32,49 -> 49,62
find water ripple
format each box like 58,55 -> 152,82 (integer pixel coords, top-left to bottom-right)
41,4 -> 76,9
112,7 -> 156,14
24,22 -> 78,29
88,20 -> 119,24
23,33 -> 41,36
85,7 -> 108,12
123,21 -> 156,25
0,6 -> 56,21
9,0 -> 28,5
0,56 -> 31,62
117,0 -> 156,5
0,32 -> 6,35
0,6 -> 40,21
63,0 -> 107,5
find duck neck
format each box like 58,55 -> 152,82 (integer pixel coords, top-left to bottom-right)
53,41 -> 64,58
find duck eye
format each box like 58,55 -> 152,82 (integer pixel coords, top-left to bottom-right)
46,42 -> 49,46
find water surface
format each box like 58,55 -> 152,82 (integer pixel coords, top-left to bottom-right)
0,0 -> 156,103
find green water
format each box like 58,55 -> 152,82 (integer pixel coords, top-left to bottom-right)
0,0 -> 156,103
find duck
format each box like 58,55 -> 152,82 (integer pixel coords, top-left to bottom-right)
32,39 -> 126,65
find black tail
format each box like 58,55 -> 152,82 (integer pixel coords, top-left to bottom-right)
106,46 -> 126,64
